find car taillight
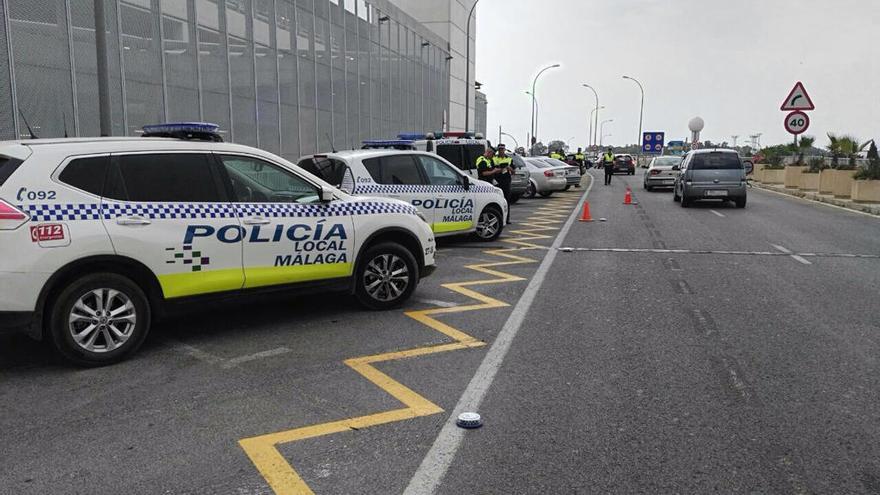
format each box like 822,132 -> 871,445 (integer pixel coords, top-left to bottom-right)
543,170 -> 554,177
0,199 -> 28,229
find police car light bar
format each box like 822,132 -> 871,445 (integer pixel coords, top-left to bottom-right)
397,132 -> 427,140
361,139 -> 416,149
142,122 -> 223,142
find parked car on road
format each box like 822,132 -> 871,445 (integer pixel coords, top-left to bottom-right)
673,148 -> 747,208
614,154 -> 636,175
300,149 -> 508,241
523,157 -> 567,198
643,155 -> 682,191
540,157 -> 581,190
509,153 -> 531,203
0,123 -> 437,365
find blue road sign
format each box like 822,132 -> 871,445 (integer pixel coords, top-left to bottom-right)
643,131 -> 665,153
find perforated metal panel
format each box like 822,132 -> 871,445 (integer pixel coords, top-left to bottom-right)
0,0 -> 16,140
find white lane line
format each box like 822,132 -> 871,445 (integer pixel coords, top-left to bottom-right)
772,244 -> 813,265
414,298 -> 459,308
710,209 -> 726,218
222,347 -> 292,368
170,342 -> 226,366
403,175 -> 595,495
771,244 -> 792,254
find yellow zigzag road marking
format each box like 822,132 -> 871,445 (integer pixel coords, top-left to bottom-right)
238,195 -> 581,495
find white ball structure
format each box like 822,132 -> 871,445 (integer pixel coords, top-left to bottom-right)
688,117 -> 705,133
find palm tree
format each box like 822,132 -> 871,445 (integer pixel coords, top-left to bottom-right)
793,135 -> 815,165
827,133 -> 869,169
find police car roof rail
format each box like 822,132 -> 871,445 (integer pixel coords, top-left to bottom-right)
141,122 -> 223,142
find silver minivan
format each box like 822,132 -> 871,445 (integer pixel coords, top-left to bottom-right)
672,149 -> 747,208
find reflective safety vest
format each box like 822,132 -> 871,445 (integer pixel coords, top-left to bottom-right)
549,152 -> 563,160
492,156 -> 512,167
575,153 -> 585,160
603,152 -> 615,163
476,155 -> 493,170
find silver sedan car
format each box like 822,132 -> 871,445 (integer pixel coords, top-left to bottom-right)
539,157 -> 582,190
643,155 -> 683,191
523,157 -> 568,198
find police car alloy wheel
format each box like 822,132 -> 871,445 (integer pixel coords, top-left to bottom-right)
49,273 -> 151,366
474,207 -> 503,241
355,243 -> 418,310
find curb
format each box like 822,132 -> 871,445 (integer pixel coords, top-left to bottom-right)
751,182 -> 880,217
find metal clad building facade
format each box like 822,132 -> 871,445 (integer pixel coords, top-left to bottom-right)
0,0 -> 451,160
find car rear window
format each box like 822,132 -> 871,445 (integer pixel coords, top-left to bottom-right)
0,157 -> 24,187
654,157 -> 680,166
691,153 -> 743,170
58,156 -> 109,196
298,157 -> 347,187
362,155 -> 426,185
528,159 -> 550,168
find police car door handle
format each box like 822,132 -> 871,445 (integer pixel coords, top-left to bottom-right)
116,216 -> 151,226
242,216 -> 271,225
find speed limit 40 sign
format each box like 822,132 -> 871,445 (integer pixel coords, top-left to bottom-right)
784,110 -> 810,135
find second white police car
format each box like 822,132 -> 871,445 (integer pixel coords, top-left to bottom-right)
298,148 -> 508,242
0,123 -> 436,366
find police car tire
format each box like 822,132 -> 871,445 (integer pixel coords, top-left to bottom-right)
473,206 -> 504,242
48,273 -> 151,367
354,243 -> 418,310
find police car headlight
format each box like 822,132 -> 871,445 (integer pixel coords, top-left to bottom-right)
416,211 -> 429,224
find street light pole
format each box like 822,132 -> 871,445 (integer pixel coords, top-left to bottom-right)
530,64 -> 560,152
581,84 -> 599,148
590,105 -> 605,147
501,131 -> 519,149
464,0 -> 480,132
622,75 -> 644,147
526,91 -> 539,143
600,119 -> 613,147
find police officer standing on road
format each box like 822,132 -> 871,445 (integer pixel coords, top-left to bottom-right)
574,147 -> 586,174
602,147 -> 615,186
492,144 -> 513,224
549,149 -> 564,160
476,146 -> 512,224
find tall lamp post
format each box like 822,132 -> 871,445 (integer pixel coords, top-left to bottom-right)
463,0 -> 480,132
526,91 -> 539,143
590,105 -> 605,147
622,75 -> 644,147
600,119 -> 613,147
530,64 -> 560,151
501,132 -> 519,149
581,84 -> 599,148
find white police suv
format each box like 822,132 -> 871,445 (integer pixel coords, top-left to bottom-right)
0,123 -> 436,366
298,148 -> 508,241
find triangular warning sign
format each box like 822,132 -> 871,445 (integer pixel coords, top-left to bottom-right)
780,82 -> 815,111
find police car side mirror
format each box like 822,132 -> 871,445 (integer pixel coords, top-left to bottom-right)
319,185 -> 335,202
461,174 -> 471,190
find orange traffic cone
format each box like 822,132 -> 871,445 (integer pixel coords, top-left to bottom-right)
623,189 -> 633,205
578,201 -> 593,222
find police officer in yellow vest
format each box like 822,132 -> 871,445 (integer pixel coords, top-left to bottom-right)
477,144 -> 513,223
602,147 -> 616,185
549,149 -> 564,160
574,148 -> 586,174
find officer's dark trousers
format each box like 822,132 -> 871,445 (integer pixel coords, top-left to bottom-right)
495,173 -> 512,222
604,165 -> 613,185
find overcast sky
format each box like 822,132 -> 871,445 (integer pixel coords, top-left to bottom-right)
475,0 -> 879,150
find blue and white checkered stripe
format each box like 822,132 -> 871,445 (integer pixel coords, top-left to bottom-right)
353,184 -> 498,195
19,201 -> 417,222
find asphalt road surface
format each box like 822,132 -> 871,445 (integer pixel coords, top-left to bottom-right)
2,171 -> 879,495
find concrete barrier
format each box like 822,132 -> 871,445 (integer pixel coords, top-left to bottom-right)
763,168 -> 785,185
799,171 -> 820,191
784,166 -> 806,189
829,169 -> 857,198
852,180 -> 880,203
